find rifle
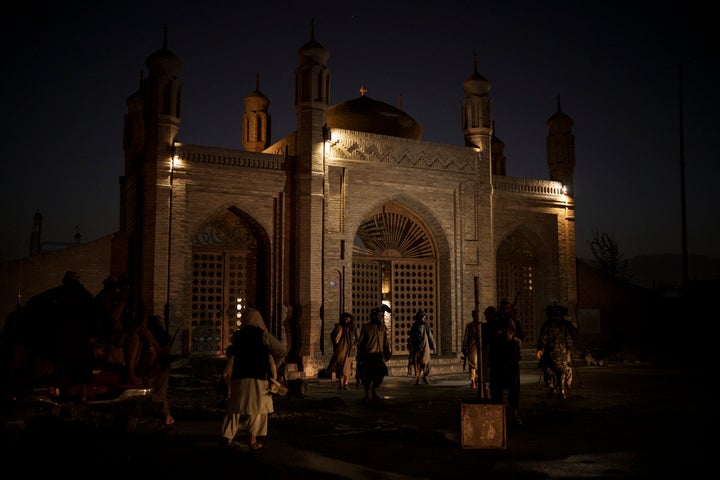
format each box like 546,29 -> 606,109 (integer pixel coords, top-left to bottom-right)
511,290 -> 520,319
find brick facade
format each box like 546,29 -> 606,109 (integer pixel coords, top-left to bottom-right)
0,30 -> 578,378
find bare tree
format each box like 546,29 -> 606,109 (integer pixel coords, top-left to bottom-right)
588,230 -> 631,282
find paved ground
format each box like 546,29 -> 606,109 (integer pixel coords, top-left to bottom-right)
3,362 -> 710,479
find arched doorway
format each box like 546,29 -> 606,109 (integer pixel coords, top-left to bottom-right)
352,202 -> 439,355
496,232 -> 539,342
189,210 -> 269,356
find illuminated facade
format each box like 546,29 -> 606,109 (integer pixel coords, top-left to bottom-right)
117,28 -> 576,376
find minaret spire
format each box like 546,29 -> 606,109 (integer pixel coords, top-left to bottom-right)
243,72 -> 270,152
462,52 -> 492,148
545,95 -> 575,194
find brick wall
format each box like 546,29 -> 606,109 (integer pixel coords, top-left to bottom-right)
0,235 -> 113,329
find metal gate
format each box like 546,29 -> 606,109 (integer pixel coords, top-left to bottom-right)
190,249 -> 257,355
190,211 -> 261,355
351,259 -> 438,355
389,259 -> 437,354
352,203 -> 438,355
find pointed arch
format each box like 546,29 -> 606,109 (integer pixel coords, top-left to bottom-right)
352,201 -> 439,355
188,208 -> 271,355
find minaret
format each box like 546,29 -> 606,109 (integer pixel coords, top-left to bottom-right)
292,20 -> 330,371
242,73 -> 271,152
546,95 -> 575,195
144,26 -> 182,148
462,52 -> 493,151
294,18 -> 330,152
122,26 -> 182,323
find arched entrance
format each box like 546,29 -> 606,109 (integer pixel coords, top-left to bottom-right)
496,232 -> 539,342
189,209 -> 269,356
352,202 -> 439,355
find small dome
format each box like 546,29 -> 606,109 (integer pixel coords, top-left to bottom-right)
463,71 -> 491,96
245,73 -> 269,110
546,96 -> 574,131
327,90 -> 422,140
245,89 -> 269,110
298,20 -> 329,66
145,32 -> 181,77
463,54 -> 491,95
546,110 -> 573,131
146,49 -> 181,76
298,38 -> 329,66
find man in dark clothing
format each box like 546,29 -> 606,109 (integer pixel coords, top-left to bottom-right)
487,298 -> 525,426
356,307 -> 392,403
537,303 -> 574,399
408,309 -> 435,385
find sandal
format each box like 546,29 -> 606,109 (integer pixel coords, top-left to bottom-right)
250,442 -> 263,450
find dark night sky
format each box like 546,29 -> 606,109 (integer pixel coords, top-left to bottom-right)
1,1 -> 717,264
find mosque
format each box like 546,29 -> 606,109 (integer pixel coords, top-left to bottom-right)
17,24 -> 578,376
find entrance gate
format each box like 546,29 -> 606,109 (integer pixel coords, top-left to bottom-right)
189,211 -> 262,355
352,204 -> 438,355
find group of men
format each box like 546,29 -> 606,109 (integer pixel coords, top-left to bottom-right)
462,298 -> 576,426
1,271 -> 175,426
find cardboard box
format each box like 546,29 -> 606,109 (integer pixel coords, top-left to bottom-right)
460,402 -> 506,449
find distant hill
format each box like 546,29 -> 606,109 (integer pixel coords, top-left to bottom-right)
579,254 -> 720,289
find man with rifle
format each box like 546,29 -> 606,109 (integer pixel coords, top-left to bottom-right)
536,302 -> 574,399
486,296 -> 525,427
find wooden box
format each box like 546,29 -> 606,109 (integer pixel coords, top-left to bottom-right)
460,402 -> 506,449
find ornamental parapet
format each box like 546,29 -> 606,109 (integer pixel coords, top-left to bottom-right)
493,176 -> 566,197
327,129 -> 477,173
177,144 -> 285,170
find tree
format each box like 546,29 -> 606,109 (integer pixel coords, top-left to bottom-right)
588,230 -> 631,282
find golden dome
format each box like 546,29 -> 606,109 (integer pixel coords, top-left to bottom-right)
327,87 -> 422,140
